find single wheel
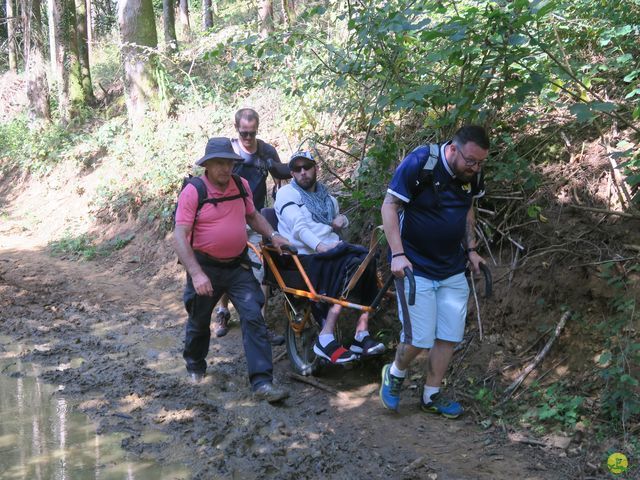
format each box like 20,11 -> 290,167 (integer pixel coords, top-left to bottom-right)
284,301 -> 320,376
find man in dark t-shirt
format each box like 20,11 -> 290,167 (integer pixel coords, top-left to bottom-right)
379,125 -> 489,418
214,108 -> 291,345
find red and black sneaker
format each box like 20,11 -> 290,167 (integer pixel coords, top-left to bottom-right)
313,339 -> 357,364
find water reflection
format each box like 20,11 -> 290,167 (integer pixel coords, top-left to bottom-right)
0,357 -> 189,480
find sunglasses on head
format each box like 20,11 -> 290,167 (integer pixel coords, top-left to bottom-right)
238,130 -> 257,139
291,163 -> 315,173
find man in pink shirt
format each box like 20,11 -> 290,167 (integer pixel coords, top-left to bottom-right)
173,137 -> 291,403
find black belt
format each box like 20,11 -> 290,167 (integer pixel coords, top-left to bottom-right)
194,247 -> 249,269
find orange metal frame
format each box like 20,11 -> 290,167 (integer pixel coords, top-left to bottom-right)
261,245 -> 374,313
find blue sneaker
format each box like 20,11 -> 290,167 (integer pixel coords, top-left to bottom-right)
379,363 -> 404,411
420,391 -> 464,419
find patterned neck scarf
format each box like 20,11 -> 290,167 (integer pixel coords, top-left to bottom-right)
291,179 -> 336,226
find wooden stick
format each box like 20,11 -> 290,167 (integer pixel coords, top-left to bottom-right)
567,204 -> 640,219
285,371 -> 338,394
508,242 -> 521,287
478,218 -> 525,251
476,225 -> 497,266
470,274 -> 483,341
501,311 -> 572,402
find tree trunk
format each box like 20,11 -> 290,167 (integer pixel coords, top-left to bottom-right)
47,0 -> 58,82
178,0 -> 190,38
86,0 -> 93,59
258,0 -> 274,37
117,0 -> 159,123
202,0 -> 212,29
281,0 -> 295,28
66,3 -> 85,109
52,0 -> 84,121
24,0 -> 51,123
75,0 -> 95,103
7,0 -> 18,71
162,0 -> 177,51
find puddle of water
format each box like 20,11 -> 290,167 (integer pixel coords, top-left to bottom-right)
0,340 -> 190,480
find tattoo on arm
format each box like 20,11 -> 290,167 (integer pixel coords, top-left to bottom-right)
383,193 -> 403,205
465,207 -> 476,248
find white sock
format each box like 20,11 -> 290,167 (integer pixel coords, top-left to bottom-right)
318,334 -> 335,348
390,362 -> 406,378
355,330 -> 369,342
423,386 -> 440,404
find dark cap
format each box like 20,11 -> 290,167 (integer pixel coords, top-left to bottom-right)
288,151 -> 316,169
195,137 -> 242,166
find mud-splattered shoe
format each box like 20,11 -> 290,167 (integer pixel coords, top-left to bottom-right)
420,391 -> 464,419
379,363 -> 404,411
267,328 -> 285,346
253,383 -> 289,404
214,308 -> 231,337
188,371 -> 205,384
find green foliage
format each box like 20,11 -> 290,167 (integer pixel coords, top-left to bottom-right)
49,233 -> 99,260
48,231 -> 134,261
0,115 -> 75,175
523,382 -> 585,431
595,263 -> 640,433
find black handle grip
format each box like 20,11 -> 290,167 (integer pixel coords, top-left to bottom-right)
404,267 -> 416,306
281,244 -> 298,255
479,263 -> 492,298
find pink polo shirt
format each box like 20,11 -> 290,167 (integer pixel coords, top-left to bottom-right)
175,174 -> 255,259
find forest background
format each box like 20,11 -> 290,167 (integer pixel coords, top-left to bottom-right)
0,0 -> 639,477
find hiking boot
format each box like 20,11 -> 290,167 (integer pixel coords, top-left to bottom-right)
379,363 -> 404,412
214,309 -> 231,337
188,371 -> 205,384
420,391 -> 464,419
253,383 -> 290,404
267,328 -> 285,346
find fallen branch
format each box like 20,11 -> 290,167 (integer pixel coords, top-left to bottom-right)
569,256 -> 638,269
567,204 -> 640,219
273,350 -> 287,363
286,371 -> 338,394
501,311 -> 572,402
507,432 -> 548,447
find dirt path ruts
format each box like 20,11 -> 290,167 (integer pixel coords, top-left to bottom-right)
0,229 -> 575,479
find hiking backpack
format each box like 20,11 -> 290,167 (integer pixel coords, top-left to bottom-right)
408,143 -> 482,206
174,174 -> 248,246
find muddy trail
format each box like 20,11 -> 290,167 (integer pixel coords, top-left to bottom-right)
0,218 -> 581,480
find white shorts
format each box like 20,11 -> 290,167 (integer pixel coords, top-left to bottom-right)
396,272 -> 469,348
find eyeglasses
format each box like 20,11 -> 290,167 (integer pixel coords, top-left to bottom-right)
291,163 -> 315,173
238,131 -> 257,139
458,149 -> 485,168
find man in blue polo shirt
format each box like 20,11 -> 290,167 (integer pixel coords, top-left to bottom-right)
379,125 -> 489,418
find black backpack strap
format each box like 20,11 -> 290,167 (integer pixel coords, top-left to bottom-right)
199,174 -> 248,207
410,143 -> 441,201
278,201 -> 301,216
185,176 -> 208,247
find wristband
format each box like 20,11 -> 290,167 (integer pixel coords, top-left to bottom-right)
465,247 -> 477,254
392,252 -> 406,258
270,231 -> 282,239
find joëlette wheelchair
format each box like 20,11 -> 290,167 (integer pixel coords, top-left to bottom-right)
255,208 -> 416,376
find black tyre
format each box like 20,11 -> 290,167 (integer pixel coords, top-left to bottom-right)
284,301 -> 320,376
